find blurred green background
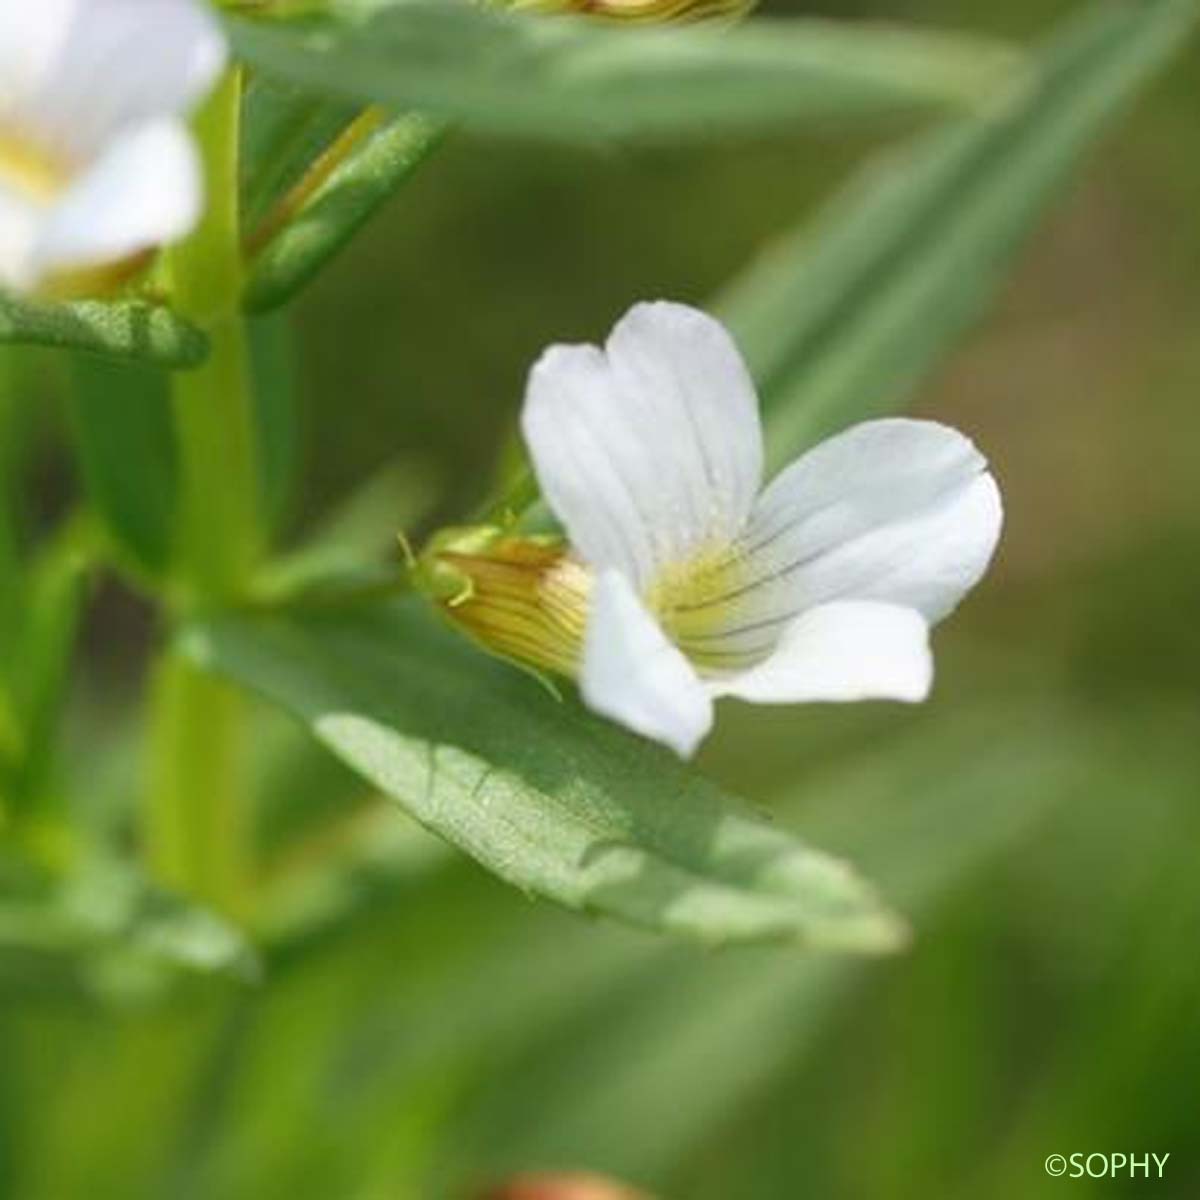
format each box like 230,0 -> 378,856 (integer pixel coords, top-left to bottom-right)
4,0 -> 1200,1196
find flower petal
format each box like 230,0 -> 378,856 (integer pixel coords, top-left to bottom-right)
0,190 -> 39,290
605,301 -> 763,537
521,301 -> 762,589
711,601 -> 931,704
582,569 -> 713,758
5,0 -> 226,158
686,419 -> 1000,650
0,1 -> 78,121
35,120 -> 200,276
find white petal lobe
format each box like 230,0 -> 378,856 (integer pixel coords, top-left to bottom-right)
736,419 -> 1002,626
7,0 -> 226,157
522,301 -> 763,588
523,343 -> 660,585
605,301 -> 763,541
36,120 -> 201,275
582,570 -> 713,759
712,601 -> 932,704
0,192 -> 39,291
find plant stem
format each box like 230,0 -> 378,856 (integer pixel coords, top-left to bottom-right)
147,68 -> 260,917
148,652 -> 248,915
169,69 -> 262,605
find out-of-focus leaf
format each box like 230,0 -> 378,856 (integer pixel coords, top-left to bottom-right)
717,0 -> 1198,469
0,856 -> 260,1004
183,599 -> 906,952
241,76 -> 444,313
196,860 -> 656,1199
249,315 -> 302,531
254,455 -> 438,605
226,1 -> 1019,143
0,295 -> 208,369
241,74 -> 359,230
69,322 -> 298,576
68,357 -> 177,578
245,112 -> 445,312
7,520 -> 93,813
0,351 -> 27,693
439,696 -> 1094,1186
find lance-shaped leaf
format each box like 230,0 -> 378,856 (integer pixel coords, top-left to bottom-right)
183,599 -> 907,952
241,75 -> 360,230
442,694 -> 1097,1185
240,76 -> 445,311
716,0 -> 1198,469
69,358 -> 178,578
0,295 -> 208,369
245,111 -> 445,312
226,0 -> 1018,142
67,321 -> 297,580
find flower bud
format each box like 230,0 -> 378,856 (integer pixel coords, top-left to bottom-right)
479,1172 -> 653,1200
415,525 -> 592,677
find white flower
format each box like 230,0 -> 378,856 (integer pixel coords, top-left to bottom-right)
521,301 -> 1003,758
0,0 -> 226,294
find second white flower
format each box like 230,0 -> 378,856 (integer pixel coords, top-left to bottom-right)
521,300 -> 1003,757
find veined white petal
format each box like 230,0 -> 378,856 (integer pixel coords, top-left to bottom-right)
711,601 -> 932,704
582,570 -> 713,759
605,302 -> 763,541
35,119 -> 200,276
523,343 -> 660,586
5,0 -> 226,158
712,419 -> 1001,636
522,301 -> 762,589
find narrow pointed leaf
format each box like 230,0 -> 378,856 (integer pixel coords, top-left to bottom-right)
0,295 -> 208,369
245,112 -> 445,312
445,699 -> 1100,1185
248,315 -> 302,528
716,0 -> 1198,469
183,599 -> 907,952
226,0 -> 1019,142
241,75 -> 359,229
68,357 -> 177,577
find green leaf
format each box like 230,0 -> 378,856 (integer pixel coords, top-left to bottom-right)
7,520 -> 92,814
0,854 -> 260,1004
439,695 -> 1091,1186
241,74 -> 359,231
68,357 -> 178,578
183,599 -> 907,952
249,314 -> 302,530
240,74 -> 445,310
0,294 -> 208,369
253,455 -> 440,604
717,0 -> 1198,470
245,112 -> 445,312
226,1 -> 1019,142
0,351 -> 29,689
